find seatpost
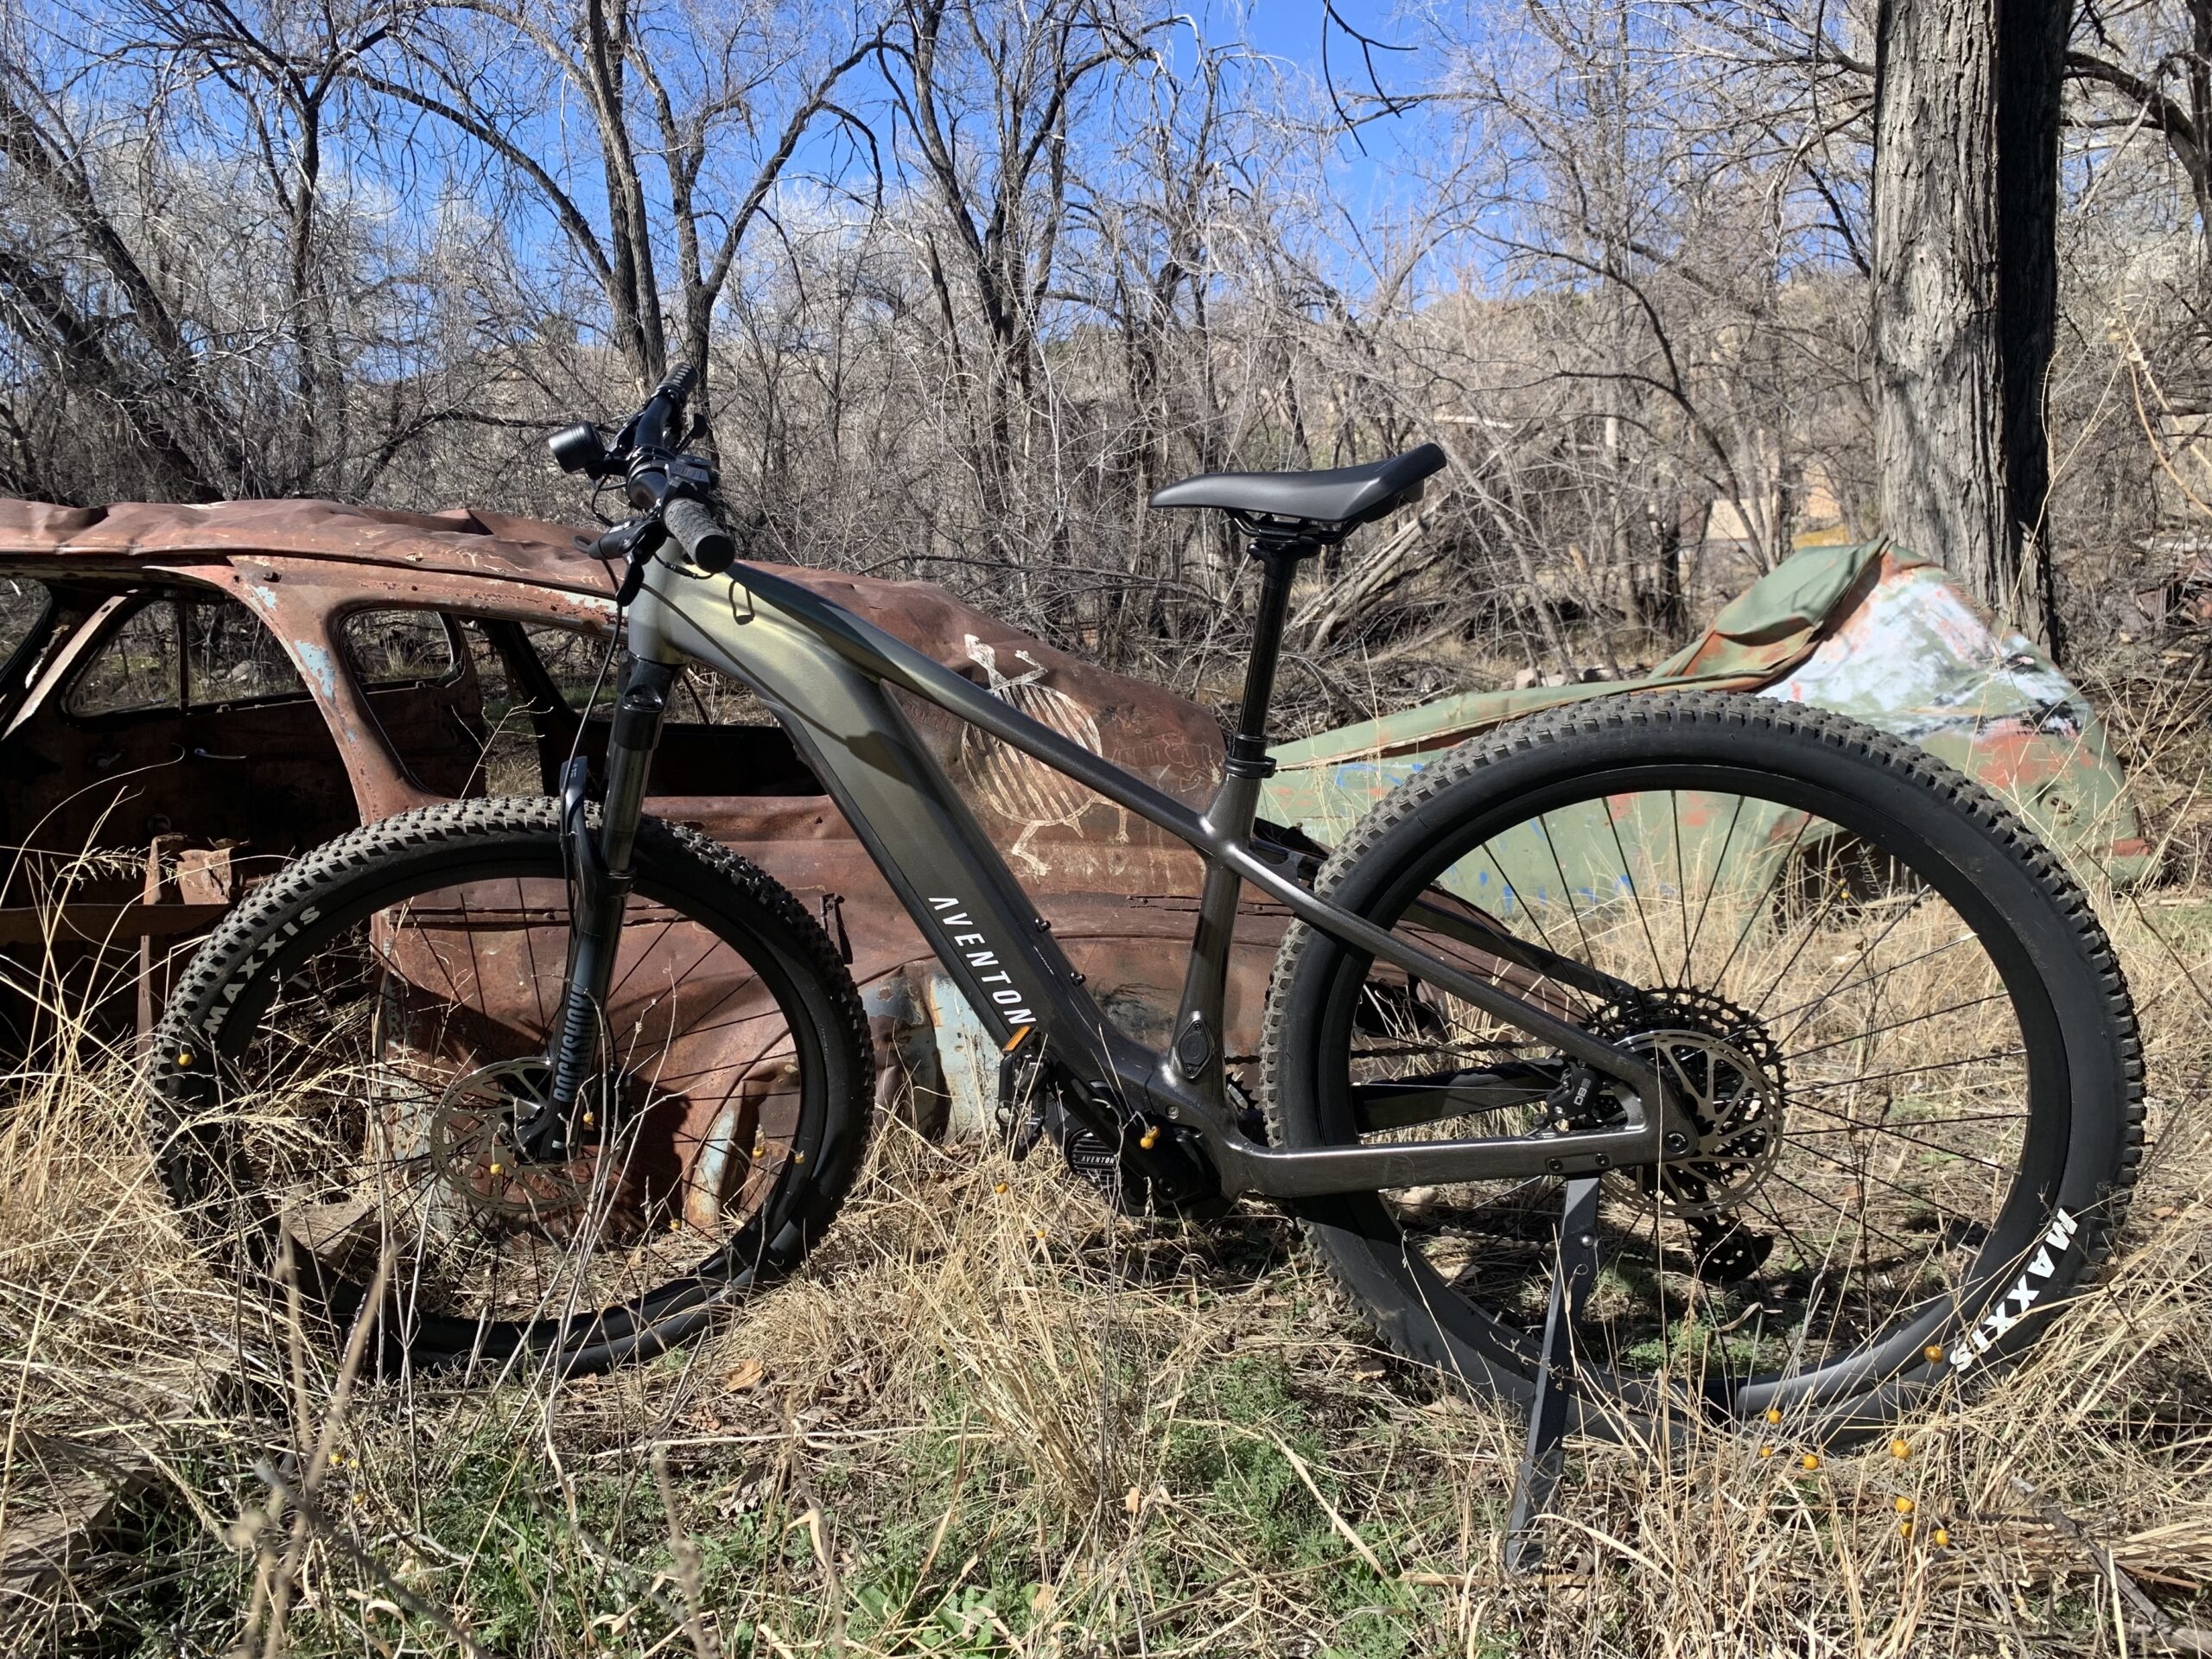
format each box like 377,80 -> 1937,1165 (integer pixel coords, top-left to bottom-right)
1226,537 -> 1308,779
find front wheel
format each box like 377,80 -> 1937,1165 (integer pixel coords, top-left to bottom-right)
149,798 -> 874,1376
1262,693 -> 2142,1435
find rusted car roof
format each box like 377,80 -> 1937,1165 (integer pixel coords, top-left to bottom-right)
1,499 -> 613,589
0,497 -> 1225,797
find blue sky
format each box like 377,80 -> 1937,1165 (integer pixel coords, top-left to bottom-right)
34,0 -> 1465,335
1233,0 -> 1437,198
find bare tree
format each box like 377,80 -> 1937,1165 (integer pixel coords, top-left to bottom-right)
113,0 -> 410,489
4,0 -> 2205,692
879,0 -> 1177,561
0,37 -> 238,499
2068,0 -> 2212,237
365,0 -> 884,428
1872,0 -> 2064,652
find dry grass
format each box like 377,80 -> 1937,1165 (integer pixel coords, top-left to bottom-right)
5,667 -> 2212,1656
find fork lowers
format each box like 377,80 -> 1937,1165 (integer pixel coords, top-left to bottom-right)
529,657 -> 677,1157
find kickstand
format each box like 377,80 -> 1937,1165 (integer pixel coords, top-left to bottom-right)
1503,1174 -> 1603,1573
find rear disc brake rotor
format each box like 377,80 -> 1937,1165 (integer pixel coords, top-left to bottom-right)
1592,988 -> 1788,1218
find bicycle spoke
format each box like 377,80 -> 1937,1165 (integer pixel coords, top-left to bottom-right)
1767,930 -> 1978,1036
1788,992 -> 2012,1061
1680,791 -> 1748,978
1535,812 -> 1601,969
1601,798 -> 1668,986
196,842 -> 830,1346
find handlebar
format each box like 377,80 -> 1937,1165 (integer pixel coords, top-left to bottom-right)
664,495 -> 734,574
548,362 -> 741,590
633,363 -> 696,457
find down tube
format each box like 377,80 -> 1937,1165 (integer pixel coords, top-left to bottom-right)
629,570 -> 1138,1072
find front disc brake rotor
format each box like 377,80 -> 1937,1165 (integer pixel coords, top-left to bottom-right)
427,1057 -> 597,1221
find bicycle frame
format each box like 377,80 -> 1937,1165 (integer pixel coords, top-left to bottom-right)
554,546 -> 1686,1200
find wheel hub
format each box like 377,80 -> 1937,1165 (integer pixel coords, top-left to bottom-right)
428,1057 -> 598,1221
1592,989 -> 1788,1218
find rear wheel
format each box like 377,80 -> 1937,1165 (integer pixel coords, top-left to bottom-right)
1262,694 -> 2142,1434
149,798 -> 873,1376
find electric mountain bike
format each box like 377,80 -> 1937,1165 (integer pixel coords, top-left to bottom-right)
149,368 -> 2144,1552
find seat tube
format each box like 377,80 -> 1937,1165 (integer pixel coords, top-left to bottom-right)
1169,539 -> 1305,1104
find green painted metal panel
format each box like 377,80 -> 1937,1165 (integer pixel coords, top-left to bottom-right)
1265,544 -> 2152,890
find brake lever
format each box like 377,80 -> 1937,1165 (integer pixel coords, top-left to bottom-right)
584,516 -> 653,562
583,514 -> 669,607
613,552 -> 653,607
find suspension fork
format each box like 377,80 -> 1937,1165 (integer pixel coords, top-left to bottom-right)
515,652 -> 676,1159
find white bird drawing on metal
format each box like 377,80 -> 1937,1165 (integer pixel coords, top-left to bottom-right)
958,633 -> 1130,874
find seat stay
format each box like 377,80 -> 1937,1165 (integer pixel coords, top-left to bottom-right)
1401,891 -> 1637,1005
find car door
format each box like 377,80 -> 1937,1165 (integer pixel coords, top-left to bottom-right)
176,594 -> 360,854
6,591 -> 196,855
336,607 -> 492,798
3,588 -> 358,861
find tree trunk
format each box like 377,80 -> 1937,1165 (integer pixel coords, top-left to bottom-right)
1995,0 -> 2069,658
1872,0 -> 2063,655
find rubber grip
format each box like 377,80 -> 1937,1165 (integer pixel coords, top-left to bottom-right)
657,363 -> 698,402
664,496 -> 736,573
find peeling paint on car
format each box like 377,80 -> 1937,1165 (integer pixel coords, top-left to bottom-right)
1264,543 -> 2154,889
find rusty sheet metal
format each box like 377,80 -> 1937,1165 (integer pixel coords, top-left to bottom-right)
368,880 -> 803,1235
1262,537 -> 1896,774
0,497 -> 1250,1143
1264,544 -> 2154,887
0,498 -> 1229,823
0,499 -> 621,596
1758,555 -> 2151,880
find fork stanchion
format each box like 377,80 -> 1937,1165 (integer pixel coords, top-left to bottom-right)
1503,1173 -> 1603,1573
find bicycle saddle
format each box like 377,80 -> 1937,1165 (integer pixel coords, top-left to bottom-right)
1148,443 -> 1446,535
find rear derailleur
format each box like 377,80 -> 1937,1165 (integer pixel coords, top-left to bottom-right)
1540,1060 -> 1774,1287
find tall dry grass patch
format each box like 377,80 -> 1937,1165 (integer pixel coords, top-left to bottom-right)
3,673 -> 2210,1654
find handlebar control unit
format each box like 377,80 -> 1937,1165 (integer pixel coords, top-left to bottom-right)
547,364 -> 738,594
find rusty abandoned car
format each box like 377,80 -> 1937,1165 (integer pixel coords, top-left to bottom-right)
0,496 -> 1243,1125
0,497 -> 2151,1120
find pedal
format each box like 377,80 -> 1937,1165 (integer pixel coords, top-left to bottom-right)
997,1041 -> 1051,1159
